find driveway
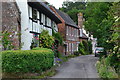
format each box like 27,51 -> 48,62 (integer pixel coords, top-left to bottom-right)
52,55 -> 99,78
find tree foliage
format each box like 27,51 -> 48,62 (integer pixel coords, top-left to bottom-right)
84,2 -> 114,50
59,0 -> 86,24
107,2 -> 120,73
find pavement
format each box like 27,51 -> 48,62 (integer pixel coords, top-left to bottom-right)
51,55 -> 99,78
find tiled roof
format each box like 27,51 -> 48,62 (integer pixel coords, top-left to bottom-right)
54,8 -> 78,28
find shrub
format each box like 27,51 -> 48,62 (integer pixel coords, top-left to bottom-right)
2,32 -> 14,50
80,48 -> 87,55
57,52 -> 62,58
96,56 -> 119,78
78,42 -> 86,55
32,47 -> 50,50
82,40 -> 89,53
1,49 -> 54,73
78,41 -> 92,55
107,53 -> 120,74
52,31 -> 63,46
39,30 -> 54,49
74,51 -> 80,56
52,31 -> 63,58
67,55 -> 76,58
88,41 -> 92,54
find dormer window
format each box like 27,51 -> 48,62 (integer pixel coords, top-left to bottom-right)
32,8 -> 37,20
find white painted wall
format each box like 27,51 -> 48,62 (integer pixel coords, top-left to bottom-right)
16,0 -> 32,50
16,1 -> 58,50
92,38 -> 97,53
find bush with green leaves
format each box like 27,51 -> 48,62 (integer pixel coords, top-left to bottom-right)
52,31 -> 63,57
52,31 -> 63,46
78,42 -> 86,55
1,48 -> 54,73
96,56 -> 119,78
74,51 -> 80,56
88,41 -> 92,54
78,41 -> 92,55
82,40 -> 89,52
1,32 -> 14,50
39,30 -> 54,49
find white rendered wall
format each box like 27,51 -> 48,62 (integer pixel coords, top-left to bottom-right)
16,0 -> 32,50
92,38 -> 97,53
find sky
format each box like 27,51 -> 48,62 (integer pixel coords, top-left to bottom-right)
46,0 -> 65,9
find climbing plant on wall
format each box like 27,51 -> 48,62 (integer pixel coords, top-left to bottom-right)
1,31 -> 14,50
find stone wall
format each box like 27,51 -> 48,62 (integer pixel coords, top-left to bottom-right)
2,1 -> 21,50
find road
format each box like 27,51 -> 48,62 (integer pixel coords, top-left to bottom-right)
52,55 -> 99,78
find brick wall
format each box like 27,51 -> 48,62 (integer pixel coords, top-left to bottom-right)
2,2 -> 21,50
50,6 -> 79,55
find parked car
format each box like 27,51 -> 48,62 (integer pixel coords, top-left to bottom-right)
94,47 -> 106,57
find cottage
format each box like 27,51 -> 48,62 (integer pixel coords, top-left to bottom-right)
50,7 -> 80,55
16,0 -> 61,50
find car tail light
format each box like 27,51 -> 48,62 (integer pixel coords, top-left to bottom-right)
96,51 -> 99,53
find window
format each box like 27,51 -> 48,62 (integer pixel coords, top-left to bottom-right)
41,13 -> 44,23
32,33 -> 39,47
39,12 -> 41,23
51,20 -> 53,28
45,16 -> 47,26
77,43 -> 78,51
43,15 -> 45,25
69,43 -> 71,52
71,28 -> 73,36
32,8 -> 37,20
80,29 -> 82,37
71,43 -> 73,52
67,43 -> 69,52
66,26 -> 68,35
77,29 -> 78,37
28,6 -> 30,17
72,28 -> 74,36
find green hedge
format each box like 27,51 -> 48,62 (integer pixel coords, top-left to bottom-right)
1,49 -> 54,73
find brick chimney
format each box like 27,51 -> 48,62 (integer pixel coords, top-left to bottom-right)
77,12 -> 83,29
77,12 -> 83,37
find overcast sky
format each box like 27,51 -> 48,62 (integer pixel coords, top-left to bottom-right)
46,0 -> 65,9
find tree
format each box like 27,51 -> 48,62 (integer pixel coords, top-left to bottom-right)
59,0 -> 86,24
84,2 -> 113,50
107,2 -> 120,73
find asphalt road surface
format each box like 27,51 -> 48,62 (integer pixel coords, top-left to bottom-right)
52,55 -> 99,78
